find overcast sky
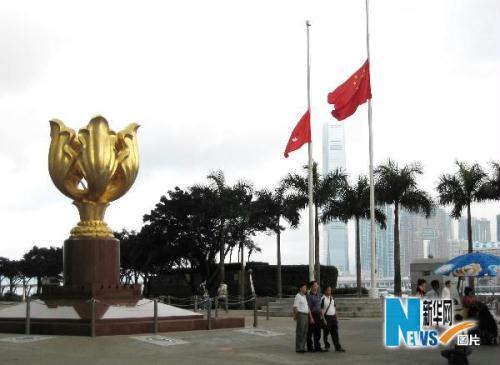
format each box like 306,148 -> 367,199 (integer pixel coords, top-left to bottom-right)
0,0 -> 499,270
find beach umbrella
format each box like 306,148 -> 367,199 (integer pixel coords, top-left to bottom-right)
434,252 -> 500,277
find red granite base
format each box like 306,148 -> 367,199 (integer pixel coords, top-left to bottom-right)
0,316 -> 245,336
0,299 -> 244,336
41,283 -> 142,300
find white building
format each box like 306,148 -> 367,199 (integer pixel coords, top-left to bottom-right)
322,121 -> 349,274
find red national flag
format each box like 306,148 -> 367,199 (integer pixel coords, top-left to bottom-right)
328,60 -> 372,121
284,110 -> 311,158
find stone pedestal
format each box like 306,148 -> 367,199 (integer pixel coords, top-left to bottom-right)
64,237 -> 120,286
0,299 -> 245,336
41,237 -> 141,300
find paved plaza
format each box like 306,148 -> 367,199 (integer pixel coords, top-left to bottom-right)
0,310 -> 498,365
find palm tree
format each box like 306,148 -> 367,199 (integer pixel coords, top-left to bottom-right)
283,162 -> 347,283
488,162 -> 500,199
375,160 -> 433,297
321,175 -> 387,296
254,185 -> 302,297
206,171 -> 253,284
436,161 -> 490,289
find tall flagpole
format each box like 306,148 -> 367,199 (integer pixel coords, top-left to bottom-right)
306,20 -> 315,282
365,0 -> 378,298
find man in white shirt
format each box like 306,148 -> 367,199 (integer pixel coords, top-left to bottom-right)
293,283 -> 310,353
425,280 -> 441,299
441,280 -> 451,300
321,286 -> 345,352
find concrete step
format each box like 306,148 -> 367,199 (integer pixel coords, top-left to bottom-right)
256,310 -> 382,318
336,305 -> 382,311
259,297 -> 383,318
257,310 -> 292,317
336,311 -> 382,318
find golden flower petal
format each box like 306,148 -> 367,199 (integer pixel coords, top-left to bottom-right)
48,119 -> 84,200
77,116 -> 118,202
103,123 -> 140,202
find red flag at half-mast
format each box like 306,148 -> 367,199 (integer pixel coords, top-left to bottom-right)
328,60 -> 371,121
284,110 -> 311,158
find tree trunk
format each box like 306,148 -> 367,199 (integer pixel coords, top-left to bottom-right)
314,205 -> 320,284
467,203 -> 474,290
36,276 -> 42,295
23,279 -> 29,299
355,217 -> 362,296
394,203 -> 402,296
277,228 -> 282,298
143,273 -> 150,297
218,230 -> 225,284
240,241 -> 245,309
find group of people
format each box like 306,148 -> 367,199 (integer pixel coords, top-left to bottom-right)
293,281 -> 346,353
415,278 -> 453,299
415,278 -> 478,311
415,277 -> 498,363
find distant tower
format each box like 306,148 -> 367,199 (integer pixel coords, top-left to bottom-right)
459,217 -> 491,242
360,204 -> 394,278
497,214 -> 500,242
322,121 -> 349,274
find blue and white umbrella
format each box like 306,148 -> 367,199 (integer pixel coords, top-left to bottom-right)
434,252 -> 500,277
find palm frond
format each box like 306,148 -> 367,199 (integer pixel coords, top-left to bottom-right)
282,173 -> 308,197
375,159 -> 426,205
400,189 -> 433,218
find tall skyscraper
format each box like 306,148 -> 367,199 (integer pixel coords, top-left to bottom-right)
359,205 -> 394,278
359,206 -> 454,278
459,217 -> 491,242
399,207 -> 454,276
322,121 -> 349,274
496,214 -> 500,242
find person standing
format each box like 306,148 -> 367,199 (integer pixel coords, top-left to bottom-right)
425,280 -> 441,299
293,283 -> 309,353
217,282 -> 228,312
321,286 -> 346,352
416,278 -> 427,297
441,280 -> 452,300
306,281 -> 326,352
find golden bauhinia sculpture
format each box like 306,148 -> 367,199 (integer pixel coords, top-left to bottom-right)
48,116 -> 140,238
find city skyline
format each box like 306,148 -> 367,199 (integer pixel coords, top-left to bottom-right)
357,206 -> 486,279
0,1 -> 499,267
360,205 -> 394,278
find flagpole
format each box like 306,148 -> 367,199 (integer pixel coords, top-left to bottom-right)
306,20 -> 315,282
365,0 -> 378,299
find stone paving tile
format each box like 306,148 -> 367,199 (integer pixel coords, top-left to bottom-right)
0,311 -> 498,365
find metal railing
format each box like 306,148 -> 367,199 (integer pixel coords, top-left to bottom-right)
15,293 -> 271,337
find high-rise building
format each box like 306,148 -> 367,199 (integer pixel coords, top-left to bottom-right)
449,240 -> 462,259
458,217 -> 491,242
399,208 -> 454,276
359,206 -> 454,279
496,214 -> 500,242
322,121 -> 349,274
359,205 -> 394,278
478,219 -> 491,242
